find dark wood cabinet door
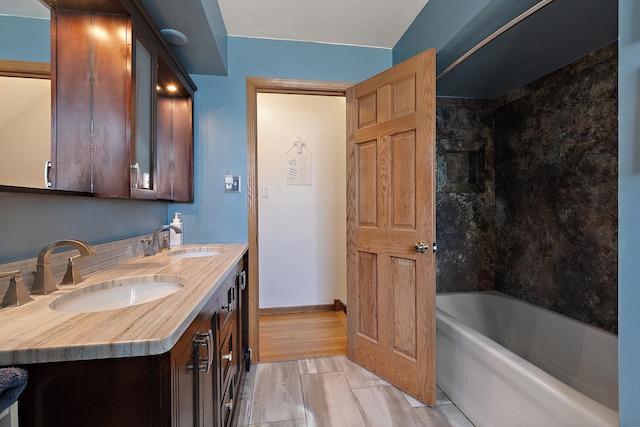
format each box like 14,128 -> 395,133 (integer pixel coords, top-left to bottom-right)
157,96 -> 193,202
171,97 -> 194,202
91,13 -> 131,198
50,10 -> 93,193
52,10 -> 131,198
18,356 -> 169,427
174,332 -> 197,427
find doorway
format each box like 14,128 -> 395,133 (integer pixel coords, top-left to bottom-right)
247,50 -> 437,408
246,78 -> 352,362
256,92 -> 347,361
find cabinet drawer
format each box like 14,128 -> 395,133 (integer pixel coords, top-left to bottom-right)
218,283 -> 235,333
219,374 -> 236,427
219,325 -> 236,392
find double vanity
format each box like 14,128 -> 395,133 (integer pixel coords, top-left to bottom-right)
0,0 -> 243,424
0,241 -> 248,427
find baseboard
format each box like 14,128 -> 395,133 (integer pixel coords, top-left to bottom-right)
260,304 -> 334,315
260,301 -> 347,316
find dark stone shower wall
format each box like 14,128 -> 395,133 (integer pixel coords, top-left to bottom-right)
494,43 -> 618,333
435,98 -> 496,293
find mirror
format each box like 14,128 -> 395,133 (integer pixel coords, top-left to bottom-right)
0,72 -> 50,189
0,0 -> 53,192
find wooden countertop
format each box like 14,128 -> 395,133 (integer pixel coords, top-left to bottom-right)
0,243 -> 247,366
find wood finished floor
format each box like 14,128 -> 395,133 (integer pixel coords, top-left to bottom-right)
246,311 -> 474,426
259,311 -> 348,362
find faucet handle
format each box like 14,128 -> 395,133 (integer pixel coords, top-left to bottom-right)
60,255 -> 85,286
0,270 -> 34,307
142,237 -> 156,257
162,234 -> 171,251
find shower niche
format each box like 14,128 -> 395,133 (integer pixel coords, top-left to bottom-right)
437,139 -> 486,194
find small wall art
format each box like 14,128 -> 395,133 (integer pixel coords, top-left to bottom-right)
286,136 -> 312,185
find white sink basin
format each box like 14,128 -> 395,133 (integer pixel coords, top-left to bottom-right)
50,276 -> 183,313
167,246 -> 222,259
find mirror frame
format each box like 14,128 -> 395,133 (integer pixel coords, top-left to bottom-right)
0,59 -> 49,79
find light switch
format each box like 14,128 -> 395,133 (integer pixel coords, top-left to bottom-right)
224,169 -> 233,191
224,170 -> 241,193
261,186 -> 269,198
231,175 -> 241,192
225,175 -> 241,193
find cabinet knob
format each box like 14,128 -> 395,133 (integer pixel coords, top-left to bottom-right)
222,351 -> 232,362
225,399 -> 233,411
222,303 -> 233,312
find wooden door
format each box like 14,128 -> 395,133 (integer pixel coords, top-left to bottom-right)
346,49 -> 436,406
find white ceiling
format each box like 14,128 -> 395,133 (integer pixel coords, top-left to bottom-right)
217,0 -> 428,48
0,0 -> 49,19
2,0 -> 428,49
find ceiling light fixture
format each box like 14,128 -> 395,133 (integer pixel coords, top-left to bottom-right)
160,29 -> 188,47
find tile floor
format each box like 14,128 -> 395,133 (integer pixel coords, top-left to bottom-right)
236,355 -> 474,427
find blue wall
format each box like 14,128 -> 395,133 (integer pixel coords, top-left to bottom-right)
618,0 -> 640,424
172,37 -> 391,244
0,193 -> 168,262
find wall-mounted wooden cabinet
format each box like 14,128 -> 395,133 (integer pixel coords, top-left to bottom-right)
48,0 -> 196,201
157,93 -> 193,202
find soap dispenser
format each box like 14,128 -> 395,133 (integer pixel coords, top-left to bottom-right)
170,213 -> 183,246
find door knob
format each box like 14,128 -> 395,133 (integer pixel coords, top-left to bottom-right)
414,241 -> 429,253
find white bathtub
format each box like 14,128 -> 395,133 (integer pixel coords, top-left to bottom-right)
436,291 -> 618,427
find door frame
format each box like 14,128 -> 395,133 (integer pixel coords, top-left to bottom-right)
246,77 -> 353,362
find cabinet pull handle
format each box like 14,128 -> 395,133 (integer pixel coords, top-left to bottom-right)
207,330 -> 214,371
225,399 -> 233,411
130,163 -> 140,189
44,161 -> 52,188
222,351 -> 232,362
195,330 -> 213,373
238,271 -> 247,291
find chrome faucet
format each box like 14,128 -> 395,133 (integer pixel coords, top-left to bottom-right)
144,224 -> 182,256
31,240 -> 97,295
